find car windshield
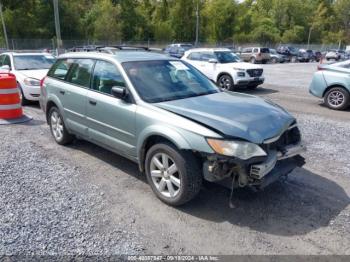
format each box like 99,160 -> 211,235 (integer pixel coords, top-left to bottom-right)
214,51 -> 240,63
123,60 -> 220,103
13,55 -> 55,70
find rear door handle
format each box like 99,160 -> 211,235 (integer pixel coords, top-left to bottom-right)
59,90 -> 65,95
89,100 -> 97,106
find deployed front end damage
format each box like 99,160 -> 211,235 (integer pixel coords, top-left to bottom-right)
203,125 -> 306,190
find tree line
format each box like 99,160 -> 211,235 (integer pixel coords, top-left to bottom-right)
1,0 -> 349,46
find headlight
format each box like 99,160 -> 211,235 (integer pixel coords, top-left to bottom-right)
24,78 -> 40,86
207,138 -> 267,160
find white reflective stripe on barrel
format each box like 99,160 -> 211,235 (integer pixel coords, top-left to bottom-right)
0,103 -> 21,110
0,88 -> 19,94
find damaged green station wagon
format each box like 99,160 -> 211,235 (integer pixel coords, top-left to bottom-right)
40,51 -> 306,206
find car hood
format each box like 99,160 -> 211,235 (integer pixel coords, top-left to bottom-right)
156,92 -> 295,144
16,69 -> 49,80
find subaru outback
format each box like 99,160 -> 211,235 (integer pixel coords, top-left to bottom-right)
40,51 -> 305,206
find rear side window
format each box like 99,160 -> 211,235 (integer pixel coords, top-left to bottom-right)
253,48 -> 259,53
66,59 -> 95,88
92,60 -> 126,95
48,59 -> 70,80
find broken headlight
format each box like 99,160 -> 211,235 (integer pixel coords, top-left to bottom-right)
207,138 -> 267,160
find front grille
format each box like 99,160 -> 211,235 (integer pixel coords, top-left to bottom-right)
247,69 -> 263,77
263,126 -> 301,151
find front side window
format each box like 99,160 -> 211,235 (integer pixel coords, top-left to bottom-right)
66,59 -> 95,88
215,52 -> 240,63
200,52 -> 216,61
3,55 -> 11,68
92,60 -> 126,95
123,60 -> 219,103
13,55 -> 55,70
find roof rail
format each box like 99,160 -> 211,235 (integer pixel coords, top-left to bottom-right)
96,45 -> 163,52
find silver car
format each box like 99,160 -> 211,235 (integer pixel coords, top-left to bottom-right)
40,51 -> 305,206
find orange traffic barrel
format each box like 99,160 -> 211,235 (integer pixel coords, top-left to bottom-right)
0,73 -> 32,125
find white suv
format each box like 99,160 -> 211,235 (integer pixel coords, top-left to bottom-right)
182,48 -> 264,90
0,52 -> 55,104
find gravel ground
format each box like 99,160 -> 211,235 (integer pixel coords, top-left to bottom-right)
0,122 -> 142,256
0,62 -> 350,256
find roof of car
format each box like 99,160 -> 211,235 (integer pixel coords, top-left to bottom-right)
3,52 -> 53,56
59,51 -> 174,63
185,48 -> 231,52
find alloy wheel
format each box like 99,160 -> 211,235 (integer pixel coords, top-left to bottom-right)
150,153 -> 181,198
50,111 -> 64,141
328,90 -> 345,107
219,76 -> 232,90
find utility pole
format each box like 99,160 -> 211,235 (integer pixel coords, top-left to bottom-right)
53,0 -> 62,50
195,0 -> 199,47
0,1 -> 9,50
307,26 -> 312,50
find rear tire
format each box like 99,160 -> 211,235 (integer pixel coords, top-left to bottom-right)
324,87 -> 350,110
145,142 -> 202,206
48,106 -> 74,145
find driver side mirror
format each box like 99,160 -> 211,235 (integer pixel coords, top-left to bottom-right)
208,58 -> 218,63
111,86 -> 127,100
0,65 -> 10,71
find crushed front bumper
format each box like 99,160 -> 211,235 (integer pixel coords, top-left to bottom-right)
203,142 -> 306,189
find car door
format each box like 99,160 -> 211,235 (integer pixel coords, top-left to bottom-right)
86,59 -> 137,157
198,51 -> 216,80
185,51 -> 202,71
52,58 -> 94,136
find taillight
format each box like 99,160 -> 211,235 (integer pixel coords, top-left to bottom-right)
40,77 -> 46,88
317,65 -> 324,71
257,52 -> 261,57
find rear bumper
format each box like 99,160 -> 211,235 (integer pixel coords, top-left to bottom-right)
21,84 -> 40,101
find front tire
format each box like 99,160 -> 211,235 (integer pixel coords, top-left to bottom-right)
48,106 -> 73,145
217,74 -> 234,91
18,83 -> 29,105
145,143 -> 202,206
324,87 -> 350,110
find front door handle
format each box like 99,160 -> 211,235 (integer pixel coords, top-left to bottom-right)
59,90 -> 65,95
89,100 -> 97,106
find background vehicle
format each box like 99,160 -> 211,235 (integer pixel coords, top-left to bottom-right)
309,60 -> 350,110
269,49 -> 287,63
164,43 -> 193,58
0,52 -> 55,104
40,51 -> 304,206
297,50 -> 310,63
325,49 -> 345,61
277,46 -> 299,62
239,47 -> 270,64
182,48 -> 264,90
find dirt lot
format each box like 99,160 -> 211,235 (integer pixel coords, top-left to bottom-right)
1,62 -> 350,255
